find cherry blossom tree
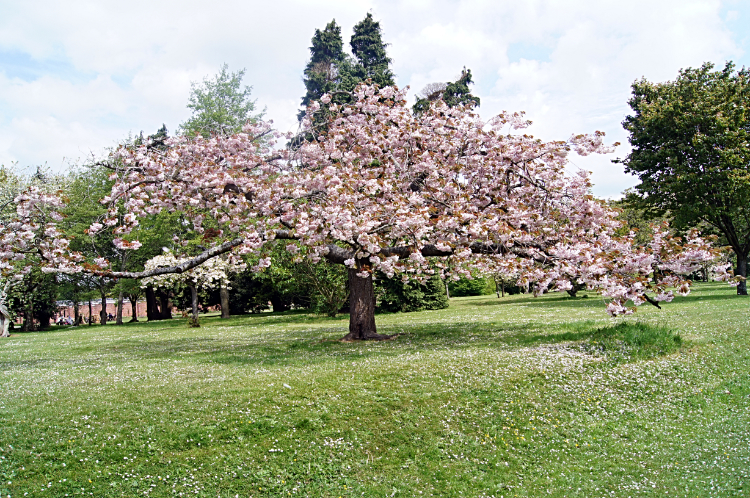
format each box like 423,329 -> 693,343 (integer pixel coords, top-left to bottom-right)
1,84 -> 730,340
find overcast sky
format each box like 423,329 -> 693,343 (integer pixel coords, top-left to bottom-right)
1,0 -> 748,198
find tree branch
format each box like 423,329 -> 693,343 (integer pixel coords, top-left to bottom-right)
94,238 -> 245,279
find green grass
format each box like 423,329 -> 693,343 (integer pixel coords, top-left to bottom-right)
0,282 -> 748,497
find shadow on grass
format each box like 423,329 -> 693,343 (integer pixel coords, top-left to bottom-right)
67,321 -> 604,368
2,303 -> 683,371
462,293 -> 606,310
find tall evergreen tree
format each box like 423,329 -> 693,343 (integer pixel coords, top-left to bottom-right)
349,13 -> 395,88
298,20 -> 347,121
298,15 -> 396,123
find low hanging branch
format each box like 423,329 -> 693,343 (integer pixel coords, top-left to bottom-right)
93,238 -> 246,279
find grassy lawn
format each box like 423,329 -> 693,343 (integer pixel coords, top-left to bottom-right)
1,282 -> 748,497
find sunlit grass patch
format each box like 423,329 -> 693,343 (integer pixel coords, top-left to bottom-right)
556,321 -> 684,362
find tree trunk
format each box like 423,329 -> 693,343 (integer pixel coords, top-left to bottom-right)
445,280 -> 450,299
22,295 -> 34,331
189,284 -> 200,327
74,300 -> 80,326
0,301 -> 10,337
737,252 -> 748,296
0,314 -> 8,338
341,265 -> 393,341
270,294 -> 289,312
220,285 -> 230,319
38,307 -> 50,330
145,286 -> 160,321
129,295 -> 139,322
88,299 -> 93,326
159,290 -> 172,319
116,290 -> 124,325
100,290 -> 107,325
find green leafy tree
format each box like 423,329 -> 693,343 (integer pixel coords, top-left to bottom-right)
6,268 -> 59,331
180,64 -> 262,138
448,276 -> 492,297
617,62 -> 750,294
376,273 -> 447,313
62,164 -> 121,325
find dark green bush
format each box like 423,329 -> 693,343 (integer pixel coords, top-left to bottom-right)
376,273 -> 448,313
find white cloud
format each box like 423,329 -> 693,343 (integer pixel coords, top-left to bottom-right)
0,0 -> 747,197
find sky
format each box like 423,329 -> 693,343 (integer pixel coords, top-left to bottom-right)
1,0 -> 748,198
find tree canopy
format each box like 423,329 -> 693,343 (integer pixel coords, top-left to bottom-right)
180,64 -> 262,138
618,62 -> 750,294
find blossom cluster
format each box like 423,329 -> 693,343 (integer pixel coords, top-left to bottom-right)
0,186 -> 82,279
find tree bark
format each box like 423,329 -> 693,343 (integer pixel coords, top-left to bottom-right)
145,286 -> 159,321
220,285 -> 230,319
737,252 -> 748,296
270,295 -> 289,312
38,307 -> 50,330
22,294 -> 34,331
159,290 -> 172,319
190,284 -> 199,323
100,290 -> 108,325
116,290 -> 124,325
88,299 -> 93,326
340,264 -> 393,341
129,295 -> 139,322
0,297 -> 10,337
74,300 -> 80,326
115,252 -> 128,325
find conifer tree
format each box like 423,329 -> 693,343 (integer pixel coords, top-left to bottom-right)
298,20 -> 347,121
349,13 -> 394,88
413,68 -> 480,114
